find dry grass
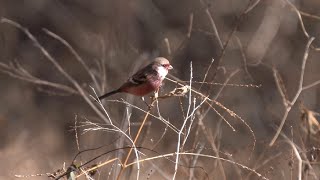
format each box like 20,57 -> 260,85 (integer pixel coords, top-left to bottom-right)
1,0 -> 320,180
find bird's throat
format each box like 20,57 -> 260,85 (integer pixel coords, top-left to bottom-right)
156,66 -> 168,80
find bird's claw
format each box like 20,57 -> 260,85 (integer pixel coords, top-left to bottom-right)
147,103 -> 154,110
150,92 -> 159,102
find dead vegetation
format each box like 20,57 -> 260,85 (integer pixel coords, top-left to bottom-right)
1,0 -> 320,179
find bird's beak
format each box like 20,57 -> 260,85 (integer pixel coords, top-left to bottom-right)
168,65 -> 173,70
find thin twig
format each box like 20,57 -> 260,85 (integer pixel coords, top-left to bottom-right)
188,143 -> 205,180
199,119 -> 228,180
244,0 -> 262,14
283,0 -> 309,38
91,88 -> 141,180
269,37 -> 315,146
199,0 -> 260,91
117,101 -> 155,180
200,1 -> 223,48
43,28 -> 100,90
173,61 -> 193,180
300,11 -> 320,20
76,158 -> 119,178
108,99 -> 180,134
166,75 -> 256,152
279,131 -> 302,180
0,62 -> 78,94
164,38 -> 171,56
74,115 -> 80,151
234,36 -> 254,80
187,13 -> 194,38
126,152 -> 269,180
1,18 -> 110,126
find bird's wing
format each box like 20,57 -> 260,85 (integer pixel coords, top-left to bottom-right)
129,64 -> 157,85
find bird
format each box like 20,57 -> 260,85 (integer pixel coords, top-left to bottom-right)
97,57 -> 173,101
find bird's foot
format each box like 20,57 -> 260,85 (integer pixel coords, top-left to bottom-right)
154,91 -> 159,99
150,91 -> 159,102
141,96 -> 153,109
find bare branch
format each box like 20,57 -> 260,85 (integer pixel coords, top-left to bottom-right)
269,37 -> 315,146
43,28 -> 100,91
1,18 -> 110,125
0,62 -> 78,94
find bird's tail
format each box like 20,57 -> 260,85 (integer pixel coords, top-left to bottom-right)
97,89 -> 120,101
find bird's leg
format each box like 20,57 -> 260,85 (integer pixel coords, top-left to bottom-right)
144,89 -> 159,110
140,96 -> 151,108
154,90 -> 159,99
150,88 -> 159,102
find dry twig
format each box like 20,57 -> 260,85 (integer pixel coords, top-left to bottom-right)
269,37 -> 316,146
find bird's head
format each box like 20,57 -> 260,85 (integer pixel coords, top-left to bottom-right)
152,57 -> 173,80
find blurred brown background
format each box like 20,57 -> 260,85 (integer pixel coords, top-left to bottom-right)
1,0 -> 320,179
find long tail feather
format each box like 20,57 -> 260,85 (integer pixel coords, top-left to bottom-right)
97,89 -> 120,101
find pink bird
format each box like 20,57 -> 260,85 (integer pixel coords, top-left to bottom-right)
98,57 -> 173,100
